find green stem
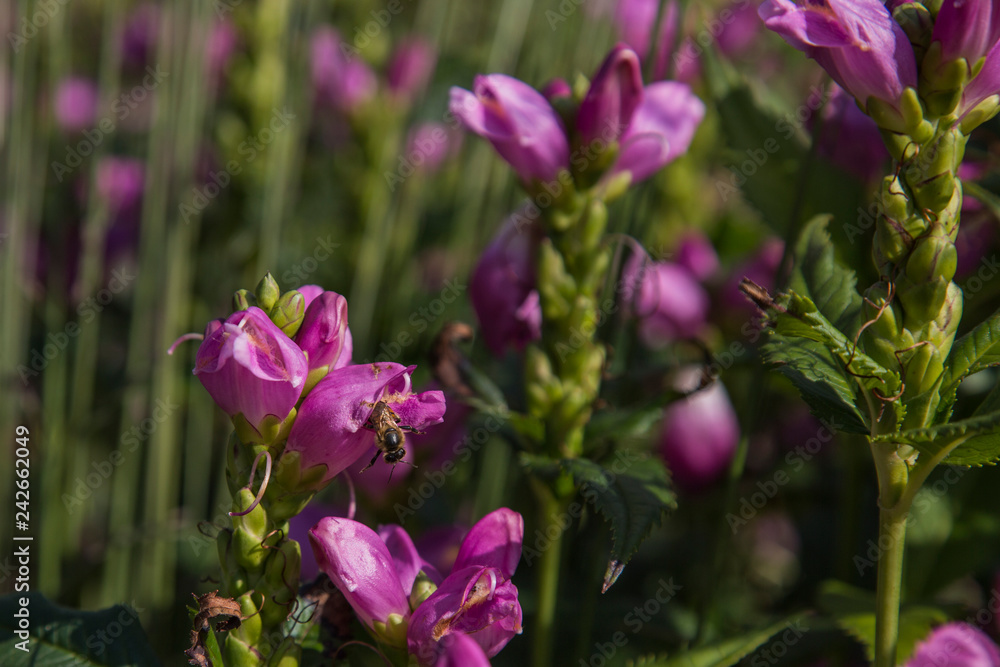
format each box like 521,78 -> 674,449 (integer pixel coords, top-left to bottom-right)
874,505 -> 908,667
533,491 -> 566,667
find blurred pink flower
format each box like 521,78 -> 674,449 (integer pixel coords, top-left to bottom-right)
814,84 -> 889,183
53,77 -> 99,132
122,3 -> 159,67
905,623 -> 1000,667
660,369 -> 740,493
387,38 -> 437,103
470,211 -> 542,355
311,27 -> 377,112
95,157 -> 145,213
674,232 -> 719,281
205,20 -> 239,80
404,122 -> 457,174
623,254 -> 709,344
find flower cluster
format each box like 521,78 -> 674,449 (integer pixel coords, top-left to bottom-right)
449,44 -> 704,195
310,507 -> 524,665
185,275 -> 445,485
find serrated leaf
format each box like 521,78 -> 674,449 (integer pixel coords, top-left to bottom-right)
818,580 -> 949,662
788,216 -> 864,337
639,615 -> 809,667
769,290 -> 905,425
941,307 -> 1000,393
876,410 -> 1000,467
0,592 -> 160,666
762,334 -> 869,434
563,457 -> 676,589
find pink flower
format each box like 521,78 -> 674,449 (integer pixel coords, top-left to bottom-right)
388,38 -> 437,103
759,0 -> 917,116
193,307 -> 309,442
660,370 -> 740,493
449,75 -> 570,185
284,363 -> 446,483
293,290 -> 352,374
311,27 -> 376,112
624,255 -> 709,344
905,623 -> 1000,667
470,211 -> 542,355
53,77 -> 99,132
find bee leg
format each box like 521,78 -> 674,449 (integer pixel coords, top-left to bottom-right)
359,451 -> 381,473
362,418 -> 375,431
399,425 -> 423,434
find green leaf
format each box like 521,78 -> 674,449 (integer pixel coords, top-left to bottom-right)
563,456 -> 676,590
788,215 -> 864,337
769,290 -> 905,425
818,580 -> 949,662
941,307 -> 1000,393
636,615 -> 809,667
0,592 -> 160,666
585,405 -> 667,445
762,334 -> 870,434
876,410 -> 1000,466
703,51 -> 865,235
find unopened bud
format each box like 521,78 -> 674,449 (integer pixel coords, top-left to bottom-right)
255,273 -> 280,313
272,290 -> 306,337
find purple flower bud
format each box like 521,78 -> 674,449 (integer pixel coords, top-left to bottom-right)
387,38 -> 437,103
309,517 -> 412,642
625,256 -> 709,344
193,307 -> 308,438
122,3 -> 158,67
577,44 -> 644,146
660,371 -> 740,493
610,81 -> 705,184
905,623 -> 1000,667
379,524 -> 441,594
311,27 -> 376,112
285,363 -> 446,483
932,0 -> 1000,67
674,232 -> 719,281
470,211 -> 542,355
293,291 -> 351,373
449,74 -> 570,185
95,158 -> 145,213
814,85 -> 888,183
759,0 -> 917,115
541,78 -> 572,102
53,77 -> 99,133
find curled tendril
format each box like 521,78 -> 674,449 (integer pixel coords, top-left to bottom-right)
229,450 -> 272,517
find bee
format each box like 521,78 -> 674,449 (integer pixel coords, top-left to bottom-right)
360,400 -> 421,475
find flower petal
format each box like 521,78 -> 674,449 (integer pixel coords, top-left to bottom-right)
453,508 -> 524,578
